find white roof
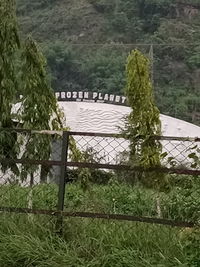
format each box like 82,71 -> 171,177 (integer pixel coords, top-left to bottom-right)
59,101 -> 200,137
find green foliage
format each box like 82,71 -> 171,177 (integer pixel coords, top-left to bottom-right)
124,49 -> 164,189
17,0 -> 57,15
89,0 -> 115,13
82,48 -> 126,94
68,144 -> 115,189
125,50 -> 161,138
44,43 -> 126,94
0,214 -> 187,267
0,129 -> 20,175
0,2 -> 64,179
0,0 -> 20,127
110,12 -> 129,33
1,180 -> 200,222
1,181 -> 200,266
187,46 -> 200,68
68,168 -> 114,186
21,37 -> 62,130
44,42 -> 83,91
19,36 -> 63,180
187,145 -> 200,169
0,184 -> 58,209
183,228 -> 200,267
16,0 -> 200,125
0,0 -> 21,174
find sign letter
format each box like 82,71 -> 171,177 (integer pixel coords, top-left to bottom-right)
61,92 -> 66,99
84,92 -> 89,99
55,92 -> 60,99
109,95 -> 114,102
72,91 -> 77,98
115,96 -> 120,103
104,94 -> 109,101
93,92 -> 98,99
78,92 -> 83,98
98,93 -> 103,100
66,92 -> 72,98
122,96 -> 126,104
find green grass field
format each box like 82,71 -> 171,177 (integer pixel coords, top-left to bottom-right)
0,181 -> 200,266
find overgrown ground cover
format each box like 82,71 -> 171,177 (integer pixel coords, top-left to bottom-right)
0,214 -> 191,267
0,179 -> 200,266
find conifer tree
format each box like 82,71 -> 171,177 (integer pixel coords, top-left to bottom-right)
124,49 -> 164,189
0,0 -> 20,127
0,0 -> 20,174
20,36 -> 63,182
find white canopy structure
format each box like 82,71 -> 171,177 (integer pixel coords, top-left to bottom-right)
59,101 -> 200,137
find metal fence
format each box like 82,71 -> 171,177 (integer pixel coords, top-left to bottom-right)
0,128 -> 200,232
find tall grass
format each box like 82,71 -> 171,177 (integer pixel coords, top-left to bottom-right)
1,181 -> 200,221
0,214 -> 188,267
0,181 -> 199,266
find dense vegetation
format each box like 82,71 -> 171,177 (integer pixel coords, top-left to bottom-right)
0,214 -> 190,267
0,180 -> 200,266
16,0 -> 200,125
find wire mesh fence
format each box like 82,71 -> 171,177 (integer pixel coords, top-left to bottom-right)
68,132 -> 200,169
65,132 -> 200,227
0,128 -> 62,212
0,128 -> 200,231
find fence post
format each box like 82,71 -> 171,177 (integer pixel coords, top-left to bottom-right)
56,131 -> 69,235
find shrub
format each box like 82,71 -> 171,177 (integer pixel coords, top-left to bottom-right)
89,0 -> 115,13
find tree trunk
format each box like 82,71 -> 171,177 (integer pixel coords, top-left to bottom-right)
27,172 -> 34,220
156,196 -> 162,218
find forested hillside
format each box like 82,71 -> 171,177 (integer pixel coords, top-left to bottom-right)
16,0 -> 200,125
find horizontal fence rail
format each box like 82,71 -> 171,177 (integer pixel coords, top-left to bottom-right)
0,207 -> 195,228
0,159 -> 200,176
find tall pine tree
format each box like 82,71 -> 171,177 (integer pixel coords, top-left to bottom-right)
21,36 -> 62,130
124,49 -> 165,189
20,36 -> 63,182
0,0 -> 20,127
0,0 -> 20,174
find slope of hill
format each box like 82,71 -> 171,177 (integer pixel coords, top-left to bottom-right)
17,0 -> 106,43
16,0 -> 200,125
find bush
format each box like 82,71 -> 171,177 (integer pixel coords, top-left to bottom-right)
110,12 -> 129,32
89,0 -> 115,13
67,168 -> 114,185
